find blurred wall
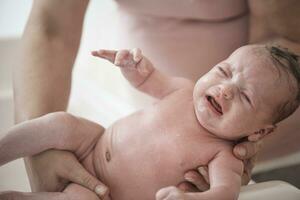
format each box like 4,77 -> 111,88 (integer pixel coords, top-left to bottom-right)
0,0 -> 32,192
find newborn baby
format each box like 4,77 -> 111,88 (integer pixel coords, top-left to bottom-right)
1,45 -> 299,200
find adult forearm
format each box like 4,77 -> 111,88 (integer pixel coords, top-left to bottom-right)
13,0 -> 89,123
14,27 -> 74,122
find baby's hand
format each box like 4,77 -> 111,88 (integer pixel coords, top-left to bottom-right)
156,186 -> 189,200
92,48 -> 150,75
92,48 -> 155,87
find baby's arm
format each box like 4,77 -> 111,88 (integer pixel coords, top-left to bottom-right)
0,112 -> 103,166
156,151 -> 243,200
92,48 -> 194,99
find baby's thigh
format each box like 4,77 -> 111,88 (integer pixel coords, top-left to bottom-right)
63,183 -> 100,200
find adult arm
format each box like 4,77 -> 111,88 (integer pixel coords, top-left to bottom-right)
14,0 -> 88,121
13,0 -> 109,197
248,0 -> 300,53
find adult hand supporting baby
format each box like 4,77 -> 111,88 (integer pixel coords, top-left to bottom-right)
0,152 -> 108,200
27,150 -> 107,197
0,151 -> 109,200
178,140 -> 261,192
25,150 -> 109,198
233,139 -> 262,185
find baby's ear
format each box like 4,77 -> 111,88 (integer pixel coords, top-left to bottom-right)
248,124 -> 277,142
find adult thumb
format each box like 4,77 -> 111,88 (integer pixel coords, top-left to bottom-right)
64,161 -> 109,198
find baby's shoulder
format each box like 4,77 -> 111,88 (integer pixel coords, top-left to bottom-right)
209,141 -> 243,173
162,86 -> 194,103
209,137 -> 234,152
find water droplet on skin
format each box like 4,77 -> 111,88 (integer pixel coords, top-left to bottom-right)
197,104 -> 206,113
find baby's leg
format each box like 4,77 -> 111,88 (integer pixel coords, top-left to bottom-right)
0,112 -> 103,166
0,114 -> 59,166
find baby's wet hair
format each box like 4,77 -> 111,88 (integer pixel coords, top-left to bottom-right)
265,45 -> 300,124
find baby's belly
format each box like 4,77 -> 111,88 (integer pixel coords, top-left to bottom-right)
83,123 -> 218,200
89,128 -> 182,200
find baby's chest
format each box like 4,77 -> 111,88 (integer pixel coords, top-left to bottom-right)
113,100 -> 222,172
114,119 -> 222,176
154,131 -> 223,171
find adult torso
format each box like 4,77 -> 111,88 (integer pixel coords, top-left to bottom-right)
111,0 -> 249,80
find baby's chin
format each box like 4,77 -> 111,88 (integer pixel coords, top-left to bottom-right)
194,106 -> 219,134
194,107 -> 242,140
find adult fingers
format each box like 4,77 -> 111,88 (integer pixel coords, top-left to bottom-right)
181,168 -> 210,192
63,183 -> 107,200
177,182 -> 199,192
241,154 -> 257,185
233,140 -> 263,160
0,191 -> 66,200
197,166 -> 209,183
58,153 -> 109,198
65,161 -> 109,198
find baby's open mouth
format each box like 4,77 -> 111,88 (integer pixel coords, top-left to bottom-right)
206,95 -> 223,115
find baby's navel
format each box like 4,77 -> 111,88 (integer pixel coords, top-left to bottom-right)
105,150 -> 111,162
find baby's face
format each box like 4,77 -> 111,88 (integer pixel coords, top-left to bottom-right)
193,45 -> 294,140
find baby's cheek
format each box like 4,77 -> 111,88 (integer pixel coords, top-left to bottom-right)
198,75 -> 211,84
223,113 -> 251,135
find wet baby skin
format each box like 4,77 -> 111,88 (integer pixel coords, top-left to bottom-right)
88,45 -> 290,200
1,45 -> 292,200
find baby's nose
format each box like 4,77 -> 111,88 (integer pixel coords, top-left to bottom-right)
220,84 -> 234,100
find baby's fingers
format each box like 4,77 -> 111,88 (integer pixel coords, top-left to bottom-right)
91,49 -> 117,63
114,50 -> 130,66
130,48 -> 143,63
156,186 -> 186,200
